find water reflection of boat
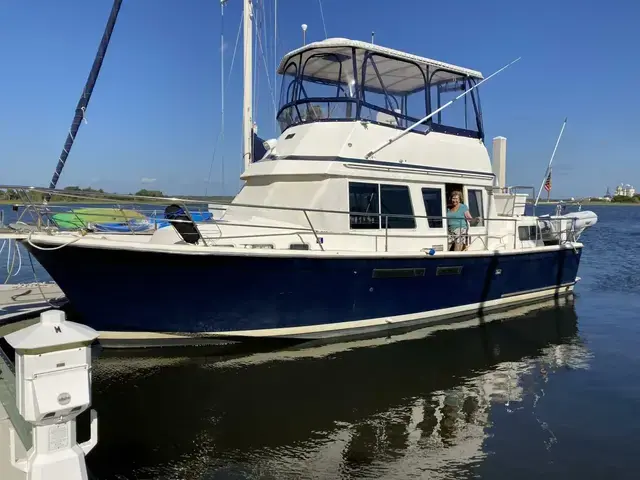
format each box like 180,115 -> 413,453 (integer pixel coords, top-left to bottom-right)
87,298 -> 591,479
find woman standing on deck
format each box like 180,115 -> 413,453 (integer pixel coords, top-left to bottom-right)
447,191 -> 472,251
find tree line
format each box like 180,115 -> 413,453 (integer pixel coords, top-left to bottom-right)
610,194 -> 640,203
0,186 -> 165,203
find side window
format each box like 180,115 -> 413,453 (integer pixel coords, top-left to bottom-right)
467,189 -> 485,226
380,184 -> 415,229
518,225 -> 540,241
421,187 -> 443,228
349,182 -> 379,229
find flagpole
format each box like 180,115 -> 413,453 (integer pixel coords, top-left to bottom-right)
535,117 -> 567,206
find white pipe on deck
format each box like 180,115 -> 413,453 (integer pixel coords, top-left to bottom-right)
492,136 -> 507,190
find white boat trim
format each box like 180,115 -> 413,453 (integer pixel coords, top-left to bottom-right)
23,233 -> 583,259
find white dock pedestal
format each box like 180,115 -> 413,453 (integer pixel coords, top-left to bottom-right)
0,402 -> 27,480
2,310 -> 99,480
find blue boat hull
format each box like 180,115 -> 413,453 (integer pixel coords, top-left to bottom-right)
24,243 -> 582,341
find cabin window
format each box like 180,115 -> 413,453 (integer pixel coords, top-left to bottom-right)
349,182 -> 379,229
381,184 -> 415,229
349,182 -> 415,229
467,189 -> 484,226
518,225 -> 540,241
421,188 -> 443,228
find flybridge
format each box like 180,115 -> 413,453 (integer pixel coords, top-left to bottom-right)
275,37 -> 494,141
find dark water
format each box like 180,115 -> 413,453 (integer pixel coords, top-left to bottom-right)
3,204 -> 640,479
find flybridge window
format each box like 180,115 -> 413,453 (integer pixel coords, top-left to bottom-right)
278,52 -> 357,131
360,54 -> 428,132
280,62 -> 299,105
349,182 -> 415,229
429,71 -> 483,137
278,62 -> 301,131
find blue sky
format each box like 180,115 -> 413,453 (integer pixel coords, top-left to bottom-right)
0,0 -> 637,197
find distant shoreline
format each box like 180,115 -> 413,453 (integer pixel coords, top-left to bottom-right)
0,200 -> 114,205
582,202 -> 640,206
0,198 -> 232,206
534,201 -> 640,207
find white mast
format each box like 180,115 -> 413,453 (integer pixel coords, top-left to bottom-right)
242,0 -> 253,172
274,0 -> 277,133
221,0 -> 226,194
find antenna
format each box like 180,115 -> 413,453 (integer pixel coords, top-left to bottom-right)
301,24 -> 308,45
371,31 -> 375,44
365,57 -> 522,159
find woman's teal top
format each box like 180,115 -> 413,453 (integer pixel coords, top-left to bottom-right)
447,204 -> 469,230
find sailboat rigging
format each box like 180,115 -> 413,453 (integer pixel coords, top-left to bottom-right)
47,0 -> 123,195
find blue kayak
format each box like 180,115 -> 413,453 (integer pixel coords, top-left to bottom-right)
92,211 -> 214,233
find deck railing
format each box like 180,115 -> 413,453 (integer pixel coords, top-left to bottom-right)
1,185 -> 579,253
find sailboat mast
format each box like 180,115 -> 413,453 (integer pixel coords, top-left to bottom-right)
242,0 -> 254,172
48,0 -> 123,192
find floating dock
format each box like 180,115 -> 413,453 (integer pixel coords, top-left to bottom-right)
0,283 -> 66,324
0,356 -> 30,480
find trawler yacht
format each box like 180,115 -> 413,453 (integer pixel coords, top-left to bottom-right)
15,37 -> 597,346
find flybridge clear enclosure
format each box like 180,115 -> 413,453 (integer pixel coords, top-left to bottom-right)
277,42 -> 484,139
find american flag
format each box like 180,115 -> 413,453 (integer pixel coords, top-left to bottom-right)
543,171 -> 552,192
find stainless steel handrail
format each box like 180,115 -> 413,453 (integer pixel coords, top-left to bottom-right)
1,185 -> 582,251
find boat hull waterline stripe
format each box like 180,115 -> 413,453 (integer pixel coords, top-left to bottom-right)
98,282 -> 575,344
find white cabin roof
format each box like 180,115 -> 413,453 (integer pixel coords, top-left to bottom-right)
277,38 -> 483,94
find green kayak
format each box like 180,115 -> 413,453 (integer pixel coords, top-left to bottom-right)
51,208 -> 146,229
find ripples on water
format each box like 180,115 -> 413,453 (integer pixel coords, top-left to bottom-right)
87,297 -> 592,480
3,204 -> 640,479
